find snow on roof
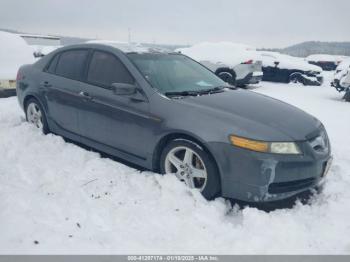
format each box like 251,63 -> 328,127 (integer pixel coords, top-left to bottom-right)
20,33 -> 60,40
259,51 -> 322,72
0,31 -> 35,80
176,42 -> 259,67
32,45 -> 62,58
306,54 -> 349,63
86,40 -> 151,53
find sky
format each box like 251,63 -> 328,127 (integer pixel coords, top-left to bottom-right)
0,0 -> 349,48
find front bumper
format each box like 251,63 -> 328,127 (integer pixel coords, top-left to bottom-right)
301,74 -> 323,86
209,135 -> 331,202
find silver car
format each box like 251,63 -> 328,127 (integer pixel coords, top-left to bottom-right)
177,42 -> 263,87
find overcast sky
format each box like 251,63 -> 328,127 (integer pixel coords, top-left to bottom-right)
1,0 -> 349,48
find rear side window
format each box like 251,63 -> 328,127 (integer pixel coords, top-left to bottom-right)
87,51 -> 134,87
55,50 -> 88,81
46,54 -> 59,74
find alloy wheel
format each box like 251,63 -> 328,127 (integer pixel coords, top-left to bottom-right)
26,102 -> 44,130
164,146 -> 208,191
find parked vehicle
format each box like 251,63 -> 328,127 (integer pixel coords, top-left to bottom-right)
335,58 -> 350,74
306,54 -> 346,71
0,31 -> 35,97
177,42 -> 263,87
17,43 -> 332,202
331,59 -> 350,101
259,52 -> 323,86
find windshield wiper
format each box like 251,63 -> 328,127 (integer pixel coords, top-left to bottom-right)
197,86 -> 225,94
165,86 -> 227,98
164,90 -> 200,97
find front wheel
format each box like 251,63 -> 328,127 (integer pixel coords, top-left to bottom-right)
160,139 -> 221,200
289,72 -> 304,85
216,69 -> 236,86
343,89 -> 350,102
25,98 -> 49,134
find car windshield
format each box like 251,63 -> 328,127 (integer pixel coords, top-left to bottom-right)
127,53 -> 228,95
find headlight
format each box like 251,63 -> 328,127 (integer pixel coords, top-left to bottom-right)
229,135 -> 301,154
270,142 -> 301,154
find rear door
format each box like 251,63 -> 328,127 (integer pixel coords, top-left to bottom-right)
44,49 -> 89,135
77,50 -> 153,160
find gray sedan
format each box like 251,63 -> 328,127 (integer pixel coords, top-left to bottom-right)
16,43 -> 332,202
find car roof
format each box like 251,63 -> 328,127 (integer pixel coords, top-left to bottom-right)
57,42 -> 174,55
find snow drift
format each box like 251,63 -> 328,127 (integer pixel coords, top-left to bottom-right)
0,72 -> 350,254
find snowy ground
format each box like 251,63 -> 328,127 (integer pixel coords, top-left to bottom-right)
0,72 -> 350,254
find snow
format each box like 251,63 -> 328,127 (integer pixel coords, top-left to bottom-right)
86,40 -> 150,53
177,42 -> 259,68
0,31 -> 35,80
336,58 -> 350,72
177,42 -> 322,73
1,73 -> 350,254
334,59 -> 350,88
259,51 -> 322,72
32,45 -> 61,57
306,54 -> 349,63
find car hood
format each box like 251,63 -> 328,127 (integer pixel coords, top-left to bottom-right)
175,89 -> 321,141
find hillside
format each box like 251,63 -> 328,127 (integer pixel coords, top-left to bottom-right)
260,41 -> 350,57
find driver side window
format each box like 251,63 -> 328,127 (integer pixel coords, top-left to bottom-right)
87,51 -> 134,87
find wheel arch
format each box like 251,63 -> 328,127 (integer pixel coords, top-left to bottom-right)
215,67 -> 236,75
152,132 -> 221,179
24,91 -> 49,112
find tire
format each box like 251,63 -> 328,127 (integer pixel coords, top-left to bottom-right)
25,98 -> 50,134
160,139 -> 221,200
344,90 -> 350,102
215,68 -> 236,86
289,72 -> 303,84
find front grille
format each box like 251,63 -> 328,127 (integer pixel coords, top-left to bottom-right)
268,177 -> 316,194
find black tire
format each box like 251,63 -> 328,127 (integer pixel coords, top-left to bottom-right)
25,97 -> 50,134
289,72 -> 303,84
344,90 -> 350,102
215,68 -> 236,86
160,139 -> 221,200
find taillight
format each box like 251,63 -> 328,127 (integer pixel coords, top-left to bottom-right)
16,71 -> 22,81
241,59 -> 253,65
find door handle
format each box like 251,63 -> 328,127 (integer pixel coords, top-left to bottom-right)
43,81 -> 52,88
79,91 -> 93,100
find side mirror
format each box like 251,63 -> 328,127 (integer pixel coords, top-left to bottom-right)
111,83 -> 137,96
274,61 -> 280,67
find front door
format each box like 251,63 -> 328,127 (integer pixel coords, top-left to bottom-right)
77,50 -> 154,160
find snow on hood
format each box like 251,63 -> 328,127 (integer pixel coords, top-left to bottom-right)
259,51 -> 322,72
336,58 -> 350,71
176,42 -> 260,67
0,31 -> 35,80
